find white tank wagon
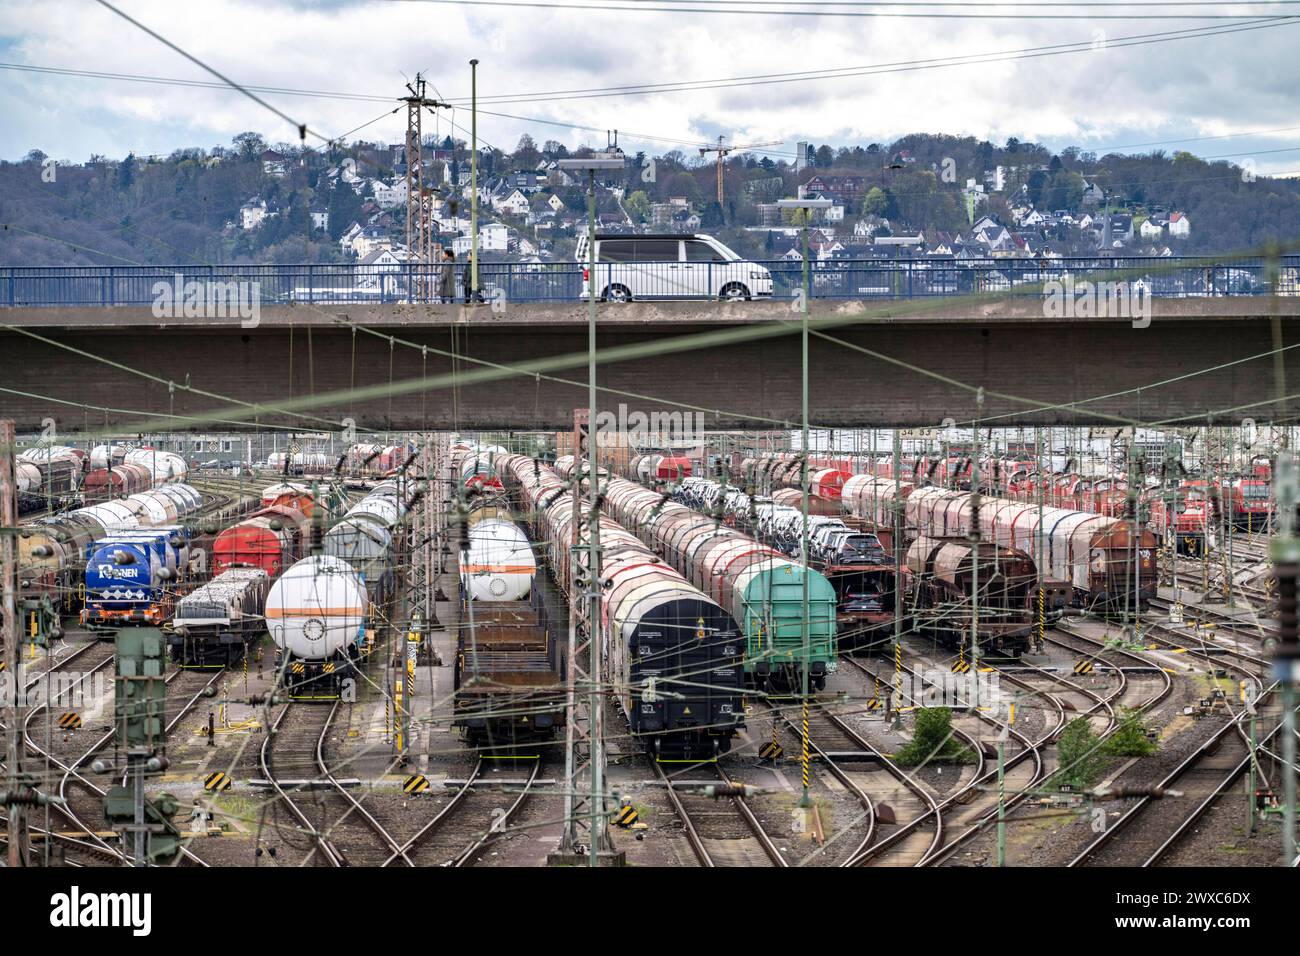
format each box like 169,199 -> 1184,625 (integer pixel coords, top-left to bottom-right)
266,554 -> 370,699
460,506 -> 537,602
322,485 -> 404,608
124,448 -> 188,484
90,444 -> 131,469
170,567 -> 270,668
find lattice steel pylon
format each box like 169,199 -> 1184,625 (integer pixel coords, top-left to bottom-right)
407,434 -> 446,657
402,76 -> 448,302
553,409 -> 613,862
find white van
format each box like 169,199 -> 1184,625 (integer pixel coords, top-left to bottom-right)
576,233 -> 773,302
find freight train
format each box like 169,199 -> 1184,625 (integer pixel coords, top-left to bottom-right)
263,483 -> 401,698
17,485 -> 204,613
905,536 -> 1037,657
676,476 -> 895,652
81,525 -> 193,628
452,503 -> 563,750
16,446 -> 84,514
504,455 -> 746,758
554,456 -> 836,694
81,463 -> 153,504
171,567 -> 271,668
907,487 -> 1157,613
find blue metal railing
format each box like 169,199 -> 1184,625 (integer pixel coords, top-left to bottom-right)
1,256 -> 1296,307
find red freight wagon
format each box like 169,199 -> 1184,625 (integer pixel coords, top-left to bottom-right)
81,463 -> 153,504
212,504 -> 309,577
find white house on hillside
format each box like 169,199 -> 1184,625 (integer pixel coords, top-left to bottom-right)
372,179 -> 408,209
240,198 -> 267,230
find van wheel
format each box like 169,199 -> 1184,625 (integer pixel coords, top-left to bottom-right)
720,283 -> 750,301
602,284 -> 631,303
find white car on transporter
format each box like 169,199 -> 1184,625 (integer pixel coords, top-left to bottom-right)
576,233 -> 774,302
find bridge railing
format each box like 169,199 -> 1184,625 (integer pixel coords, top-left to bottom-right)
2,256 -> 1296,307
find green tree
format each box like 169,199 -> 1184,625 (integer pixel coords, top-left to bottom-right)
861,186 -> 889,217
893,708 -> 974,767
624,189 -> 651,223
1055,716 -> 1104,789
1100,709 -> 1158,757
117,153 -> 136,190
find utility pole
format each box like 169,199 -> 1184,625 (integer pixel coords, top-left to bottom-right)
401,75 -> 450,302
970,400 -> 984,701
1273,452 -> 1299,865
469,60 -> 480,303
2,420 -> 30,867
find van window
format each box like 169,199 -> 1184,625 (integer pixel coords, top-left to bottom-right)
685,240 -> 727,262
635,239 -> 681,261
598,239 -> 635,262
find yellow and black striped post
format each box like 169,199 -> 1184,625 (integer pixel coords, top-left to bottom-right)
1036,586 -> 1046,651
394,678 -> 405,753
800,697 -> 810,803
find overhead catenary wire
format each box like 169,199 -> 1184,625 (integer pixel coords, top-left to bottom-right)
377,0 -> 1299,19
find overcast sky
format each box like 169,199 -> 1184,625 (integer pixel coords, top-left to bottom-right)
2,0 -> 1298,175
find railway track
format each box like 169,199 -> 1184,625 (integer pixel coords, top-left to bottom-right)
653,758 -> 787,867
758,695 -> 915,866
34,662 -> 226,867
1070,689 -> 1289,866
383,756 -> 544,867
260,700 -> 386,867
1061,607 -> 1282,867
834,653 -> 1039,867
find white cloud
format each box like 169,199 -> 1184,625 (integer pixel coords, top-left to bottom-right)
1,0 -> 1298,172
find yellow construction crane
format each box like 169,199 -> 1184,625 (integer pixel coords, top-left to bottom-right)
698,136 -> 783,206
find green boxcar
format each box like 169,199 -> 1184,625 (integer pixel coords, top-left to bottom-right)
735,564 -> 837,693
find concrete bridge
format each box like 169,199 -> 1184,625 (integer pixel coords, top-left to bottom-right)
1,296 -> 1297,432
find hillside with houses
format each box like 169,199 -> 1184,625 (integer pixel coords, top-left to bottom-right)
3,130 -> 1298,270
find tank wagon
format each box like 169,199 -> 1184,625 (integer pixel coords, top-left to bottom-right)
322,482 -> 404,615
460,505 -> 537,603
82,525 -> 192,628
17,485 -> 203,612
123,448 -> 188,484
559,461 -> 836,694
905,536 -> 1037,658
212,502 -> 311,578
171,567 -> 271,668
16,446 -> 84,513
266,554 -> 371,700
453,507 -> 563,750
453,444 -> 509,495
81,464 -> 154,504
626,453 -> 693,484
504,455 -> 745,758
